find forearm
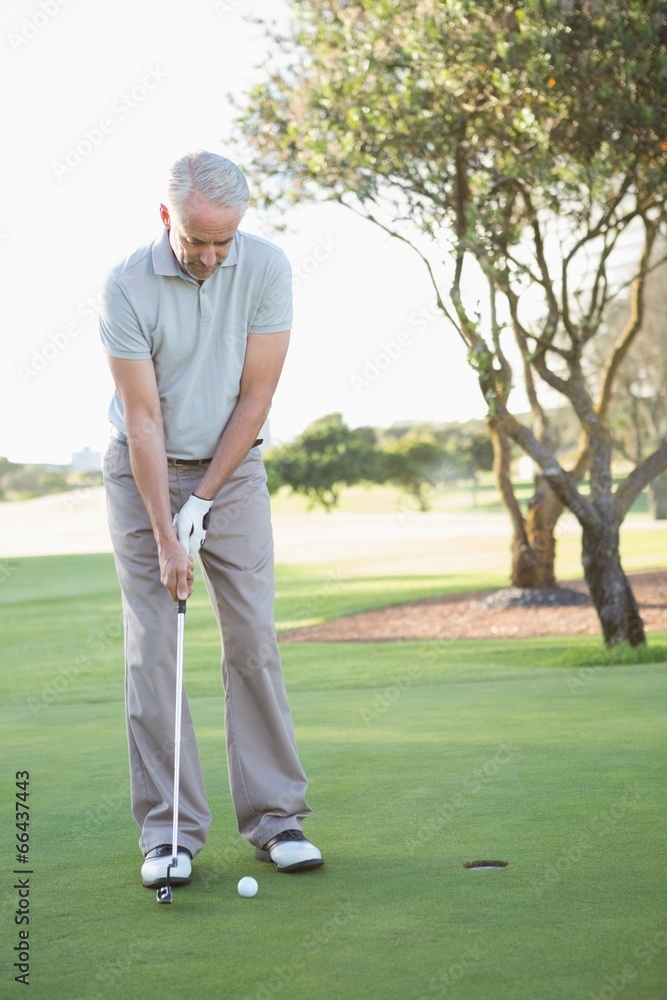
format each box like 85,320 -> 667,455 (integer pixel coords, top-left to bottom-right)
193,329 -> 289,500
125,418 -> 175,544
106,355 -> 192,600
195,395 -> 270,500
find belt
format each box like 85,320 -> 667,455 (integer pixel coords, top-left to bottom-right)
110,425 -> 262,463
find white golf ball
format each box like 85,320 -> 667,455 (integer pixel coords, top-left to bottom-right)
237,876 -> 258,898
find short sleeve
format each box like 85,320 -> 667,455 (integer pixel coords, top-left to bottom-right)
99,274 -> 152,359
248,251 -> 293,334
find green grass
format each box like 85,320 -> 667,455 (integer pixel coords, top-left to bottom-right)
268,477 -> 655,516
274,565 -> 511,629
1,554 -> 666,1000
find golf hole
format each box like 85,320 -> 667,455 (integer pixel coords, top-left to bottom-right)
463,860 -> 508,870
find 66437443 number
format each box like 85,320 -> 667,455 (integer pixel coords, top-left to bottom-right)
15,771 -> 30,864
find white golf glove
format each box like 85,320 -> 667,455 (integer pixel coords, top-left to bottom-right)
173,494 -> 214,555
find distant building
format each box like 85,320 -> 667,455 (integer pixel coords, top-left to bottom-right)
70,447 -> 101,472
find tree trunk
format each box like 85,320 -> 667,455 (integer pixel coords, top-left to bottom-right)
509,535 -> 538,588
523,476 -> 563,588
491,424 -> 560,587
648,470 -> 667,520
581,520 -> 646,646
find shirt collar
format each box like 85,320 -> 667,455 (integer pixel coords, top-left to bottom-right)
152,227 -> 239,280
152,227 -> 181,276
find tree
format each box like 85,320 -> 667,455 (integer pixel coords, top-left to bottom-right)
380,421 -> 494,478
381,435 -> 448,511
374,422 -> 493,509
236,0 -> 667,645
0,458 -> 97,501
446,431 -> 495,481
266,412 -> 381,511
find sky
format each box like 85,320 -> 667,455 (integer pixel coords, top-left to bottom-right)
0,0 -> 492,466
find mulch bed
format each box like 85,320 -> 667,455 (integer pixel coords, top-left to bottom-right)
278,570 -> 667,643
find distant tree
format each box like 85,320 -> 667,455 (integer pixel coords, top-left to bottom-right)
0,459 -> 72,501
445,432 -> 495,480
262,455 -> 285,497
378,423 -> 494,480
237,0 -> 667,645
267,412 -> 381,511
0,457 -> 16,500
381,436 -> 449,511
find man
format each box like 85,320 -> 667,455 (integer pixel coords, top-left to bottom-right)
100,150 -> 323,888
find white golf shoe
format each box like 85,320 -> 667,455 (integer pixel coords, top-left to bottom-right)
141,845 -> 193,887
255,829 -> 324,873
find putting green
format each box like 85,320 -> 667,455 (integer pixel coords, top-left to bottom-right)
1,554 -> 665,999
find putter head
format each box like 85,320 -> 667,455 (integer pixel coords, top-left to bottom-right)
156,884 -> 173,904
156,857 -> 178,904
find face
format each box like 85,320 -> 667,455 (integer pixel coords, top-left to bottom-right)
160,193 -> 241,283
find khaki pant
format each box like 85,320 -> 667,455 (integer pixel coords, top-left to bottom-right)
103,437 -> 310,858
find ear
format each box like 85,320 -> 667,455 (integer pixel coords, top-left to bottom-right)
159,203 -> 171,229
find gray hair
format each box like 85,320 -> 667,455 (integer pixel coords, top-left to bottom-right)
166,150 -> 250,220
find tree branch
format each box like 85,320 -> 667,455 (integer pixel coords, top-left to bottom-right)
337,195 -> 464,340
597,215 -> 660,420
582,226 -> 624,343
489,422 -> 529,545
486,271 -> 512,405
491,407 -> 599,530
561,173 -> 636,340
504,286 -> 570,360
517,184 -> 560,332
613,442 -> 667,521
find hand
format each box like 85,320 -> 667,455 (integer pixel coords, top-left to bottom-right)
158,536 -> 194,601
173,494 -> 214,556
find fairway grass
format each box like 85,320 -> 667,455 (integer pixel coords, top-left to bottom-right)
1,554 -> 666,1000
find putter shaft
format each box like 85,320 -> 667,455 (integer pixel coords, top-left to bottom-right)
157,599 -> 186,906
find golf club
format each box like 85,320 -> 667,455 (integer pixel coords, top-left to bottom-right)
156,597 -> 187,905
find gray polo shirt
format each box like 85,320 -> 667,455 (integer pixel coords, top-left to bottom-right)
99,227 -> 292,459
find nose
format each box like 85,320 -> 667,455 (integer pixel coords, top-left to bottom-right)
200,245 -> 217,267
